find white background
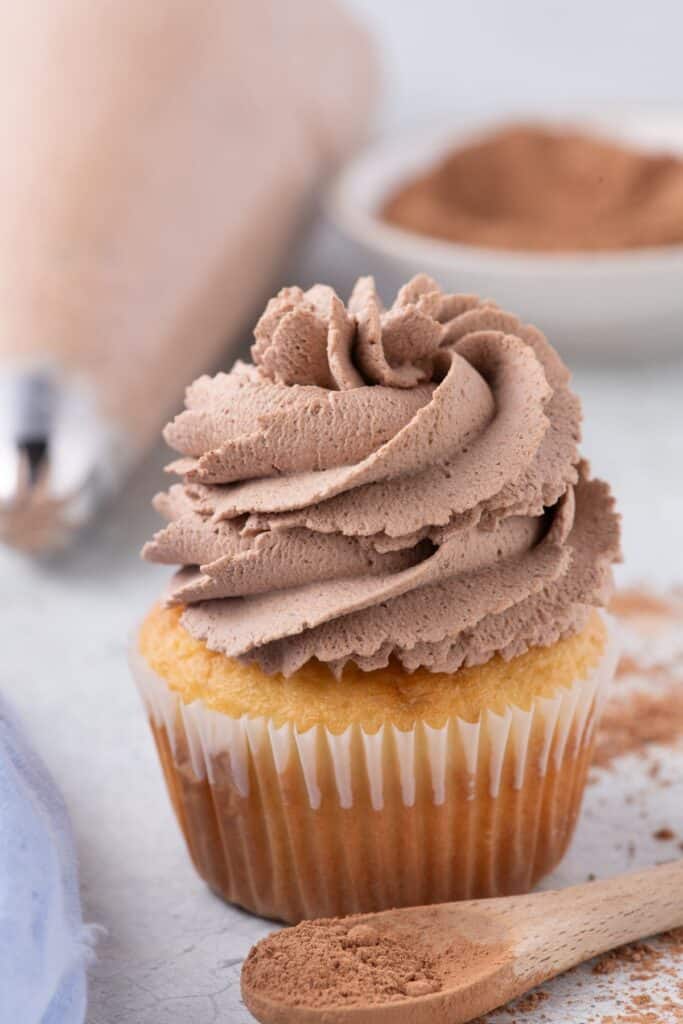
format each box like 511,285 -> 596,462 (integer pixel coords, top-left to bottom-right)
346,0 -> 683,125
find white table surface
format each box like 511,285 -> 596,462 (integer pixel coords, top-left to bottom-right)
2,236 -> 683,1023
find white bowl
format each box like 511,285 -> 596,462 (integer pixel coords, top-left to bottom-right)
327,107 -> 683,358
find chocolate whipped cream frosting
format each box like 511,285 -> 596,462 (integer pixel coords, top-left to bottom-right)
144,274 -> 620,677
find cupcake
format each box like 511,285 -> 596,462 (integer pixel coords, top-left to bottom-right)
132,275 -> 620,923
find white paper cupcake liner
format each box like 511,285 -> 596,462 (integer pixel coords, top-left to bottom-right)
130,615 -> 618,922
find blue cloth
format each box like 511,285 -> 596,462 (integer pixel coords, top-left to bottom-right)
0,699 -> 95,1024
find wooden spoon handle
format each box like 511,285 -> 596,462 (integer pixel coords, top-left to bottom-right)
514,859 -> 683,985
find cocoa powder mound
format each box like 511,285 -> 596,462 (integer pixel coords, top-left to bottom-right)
382,124 -> 683,252
241,919 -> 442,1009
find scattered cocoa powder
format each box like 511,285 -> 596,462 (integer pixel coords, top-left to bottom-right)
381,125 -> 683,252
652,827 -> 676,842
593,941 -> 661,976
505,990 -> 549,1014
577,587 -> 683,770
609,589 -> 681,620
592,683 -> 683,769
592,930 -> 683,1024
241,918 -> 442,1010
660,928 -> 683,954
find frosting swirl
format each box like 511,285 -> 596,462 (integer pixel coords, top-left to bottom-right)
144,275 -> 620,677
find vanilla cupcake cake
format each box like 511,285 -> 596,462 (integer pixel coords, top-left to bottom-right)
133,275 -> 620,923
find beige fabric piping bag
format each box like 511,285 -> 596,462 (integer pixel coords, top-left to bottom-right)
0,0 -> 375,550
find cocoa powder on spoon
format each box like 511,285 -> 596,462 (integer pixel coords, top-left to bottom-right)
241,919 -> 444,1009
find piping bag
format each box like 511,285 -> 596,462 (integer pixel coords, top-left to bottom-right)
0,0 -> 375,552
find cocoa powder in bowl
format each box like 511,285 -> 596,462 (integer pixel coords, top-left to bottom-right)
381,124 -> 683,252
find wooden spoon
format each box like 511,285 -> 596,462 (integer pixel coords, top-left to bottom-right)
242,860 -> 683,1024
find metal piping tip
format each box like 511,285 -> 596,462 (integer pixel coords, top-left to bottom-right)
0,366 -> 128,553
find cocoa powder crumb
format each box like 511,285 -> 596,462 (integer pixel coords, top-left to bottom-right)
660,927 -> 683,953
505,990 -> 549,1014
402,977 -> 441,997
343,924 -> 379,948
652,827 -> 676,841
